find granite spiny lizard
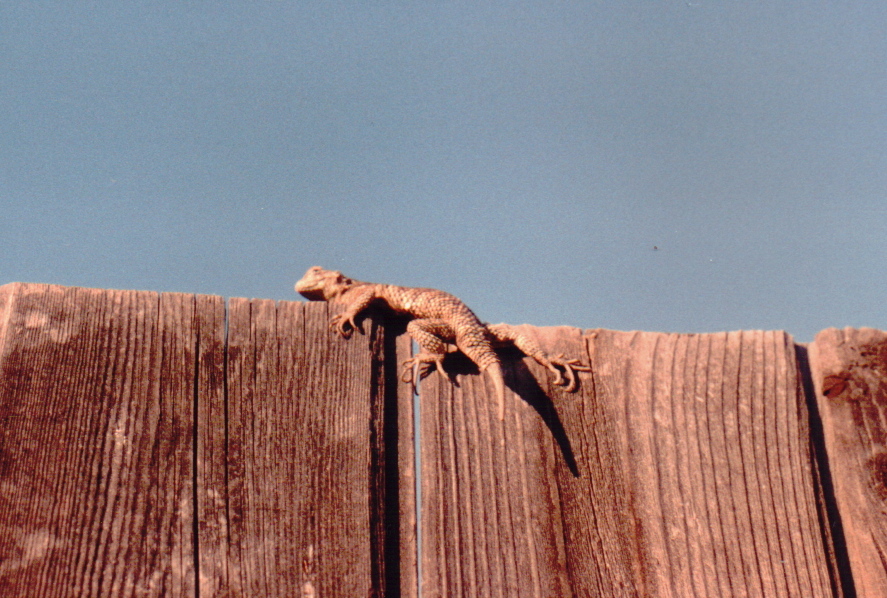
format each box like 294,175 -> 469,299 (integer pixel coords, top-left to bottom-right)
295,266 -> 590,420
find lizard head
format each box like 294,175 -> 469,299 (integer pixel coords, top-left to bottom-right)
295,266 -> 354,301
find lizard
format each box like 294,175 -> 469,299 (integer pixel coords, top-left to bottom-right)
295,266 -> 591,420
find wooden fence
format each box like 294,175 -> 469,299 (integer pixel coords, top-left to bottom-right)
0,282 -> 884,597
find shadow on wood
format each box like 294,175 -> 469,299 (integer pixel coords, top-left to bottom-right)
418,327 -> 847,597
810,328 -> 887,598
432,347 -> 580,477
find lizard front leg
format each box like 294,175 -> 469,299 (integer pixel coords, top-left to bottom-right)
329,288 -> 377,338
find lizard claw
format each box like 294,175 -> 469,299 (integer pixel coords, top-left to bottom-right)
401,353 -> 449,387
401,358 -> 436,396
547,354 -> 592,393
400,361 -> 418,394
400,359 -> 432,387
330,313 -> 362,338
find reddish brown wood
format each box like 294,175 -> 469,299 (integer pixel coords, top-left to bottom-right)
395,330 -> 419,598
418,327 -> 840,597
809,327 -> 887,598
2,281 -> 876,596
0,283 -> 211,597
192,294 -> 228,596
418,325 -> 579,598
199,299 -> 401,597
0,285 -> 407,597
582,330 -> 838,598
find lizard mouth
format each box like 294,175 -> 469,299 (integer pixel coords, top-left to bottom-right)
295,283 -> 325,301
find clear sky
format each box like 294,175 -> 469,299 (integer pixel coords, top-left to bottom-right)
1,2 -> 884,342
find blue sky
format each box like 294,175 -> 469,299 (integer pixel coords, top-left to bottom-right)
1,2 -> 884,341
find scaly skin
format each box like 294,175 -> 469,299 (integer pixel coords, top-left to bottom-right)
295,266 -> 590,420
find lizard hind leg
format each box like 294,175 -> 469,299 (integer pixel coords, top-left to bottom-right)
486,323 -> 591,393
450,319 -> 507,420
402,319 -> 459,388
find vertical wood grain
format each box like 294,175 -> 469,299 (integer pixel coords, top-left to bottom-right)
418,327 -> 840,597
809,327 -> 887,598
0,285 -> 408,597
419,325 -> 579,598
582,329 -> 837,598
393,327 -> 418,598
0,281 -> 864,596
200,299 -> 399,597
193,294 -> 228,597
0,283 -> 207,597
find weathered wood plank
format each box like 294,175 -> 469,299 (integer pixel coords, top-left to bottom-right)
193,294 -> 228,597
2,281 -> 863,596
809,327 -> 887,598
391,324 -> 418,598
0,283 -> 210,597
418,325 -> 578,598
584,330 -> 838,598
200,300 -> 401,597
418,327 -> 840,597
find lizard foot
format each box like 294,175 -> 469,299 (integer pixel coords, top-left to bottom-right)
546,354 -> 593,393
329,313 -> 363,339
401,353 -> 450,388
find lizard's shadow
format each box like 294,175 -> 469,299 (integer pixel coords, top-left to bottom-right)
363,307 -> 580,478
444,349 -> 580,478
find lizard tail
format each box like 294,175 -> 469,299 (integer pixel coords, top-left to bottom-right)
449,314 -> 506,418
485,362 -> 507,420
